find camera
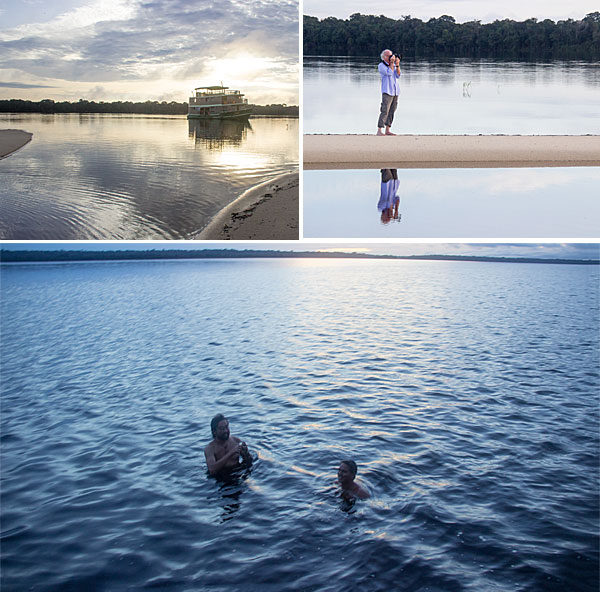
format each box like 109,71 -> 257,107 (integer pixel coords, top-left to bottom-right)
391,52 -> 403,61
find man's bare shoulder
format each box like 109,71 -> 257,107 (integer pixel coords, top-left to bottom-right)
355,483 -> 370,499
204,440 -> 216,455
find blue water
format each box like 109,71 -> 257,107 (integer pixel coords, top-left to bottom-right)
1,258 -> 599,591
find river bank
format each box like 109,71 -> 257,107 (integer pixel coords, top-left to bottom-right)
0,129 -> 33,159
196,172 -> 299,240
304,134 -> 600,169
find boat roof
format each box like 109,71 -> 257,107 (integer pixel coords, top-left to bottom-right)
195,85 -> 229,91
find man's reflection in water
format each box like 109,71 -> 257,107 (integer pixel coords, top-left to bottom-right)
377,169 -> 401,225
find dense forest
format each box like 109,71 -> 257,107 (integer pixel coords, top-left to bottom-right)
1,250 -> 596,265
304,12 -> 600,60
0,99 -> 298,116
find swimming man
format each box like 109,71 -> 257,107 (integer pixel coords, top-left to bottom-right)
204,413 -> 252,476
337,460 -> 370,500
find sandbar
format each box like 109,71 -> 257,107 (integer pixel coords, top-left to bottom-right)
304,134 -> 600,169
0,129 -> 33,159
197,172 -> 299,240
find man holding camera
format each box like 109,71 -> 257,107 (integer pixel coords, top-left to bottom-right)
377,49 -> 402,136
204,413 -> 252,476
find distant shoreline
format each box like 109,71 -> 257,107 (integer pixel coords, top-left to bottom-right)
1,250 -> 597,266
0,100 -> 298,117
304,13 -> 600,61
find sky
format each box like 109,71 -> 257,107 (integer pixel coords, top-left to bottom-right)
303,0 -> 599,23
1,242 -> 598,261
0,0 -> 298,104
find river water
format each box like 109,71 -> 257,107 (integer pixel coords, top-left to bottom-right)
303,57 -> 600,135
1,258 -> 598,591
0,114 -> 298,240
303,166 -> 600,239
303,58 -> 600,239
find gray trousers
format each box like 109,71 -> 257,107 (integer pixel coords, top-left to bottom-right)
378,93 -> 398,128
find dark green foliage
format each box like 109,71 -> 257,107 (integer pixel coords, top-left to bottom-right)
0,100 -> 298,116
251,104 -> 299,116
0,99 -> 189,115
303,12 -> 600,60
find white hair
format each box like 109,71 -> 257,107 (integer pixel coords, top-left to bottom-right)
381,49 -> 391,60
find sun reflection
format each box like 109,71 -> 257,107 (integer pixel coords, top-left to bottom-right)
288,464 -> 319,477
212,148 -> 269,170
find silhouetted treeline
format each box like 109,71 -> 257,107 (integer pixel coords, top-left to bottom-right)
1,250 -> 596,265
0,99 -> 188,115
251,104 -> 299,116
0,100 -> 298,116
304,12 -> 600,60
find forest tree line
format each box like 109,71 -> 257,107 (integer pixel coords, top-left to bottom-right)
304,12 -> 600,60
0,99 -> 298,116
1,250 -> 596,265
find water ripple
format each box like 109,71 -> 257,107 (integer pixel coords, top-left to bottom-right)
1,260 -> 598,591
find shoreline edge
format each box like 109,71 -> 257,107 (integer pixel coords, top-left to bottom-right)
196,172 -> 299,240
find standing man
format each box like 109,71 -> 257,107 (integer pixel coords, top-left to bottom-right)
204,413 -> 252,476
377,49 -> 401,136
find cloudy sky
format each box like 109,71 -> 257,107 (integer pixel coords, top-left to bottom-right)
0,0 -> 298,104
303,0 -> 598,23
1,242 -> 598,261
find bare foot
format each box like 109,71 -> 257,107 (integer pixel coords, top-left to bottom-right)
376,129 -> 385,136
385,131 -> 396,136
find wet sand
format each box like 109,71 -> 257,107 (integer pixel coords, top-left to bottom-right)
0,129 -> 33,159
197,172 -> 299,240
304,134 -> 600,169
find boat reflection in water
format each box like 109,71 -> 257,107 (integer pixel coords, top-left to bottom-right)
188,118 -> 253,150
378,168 -> 401,224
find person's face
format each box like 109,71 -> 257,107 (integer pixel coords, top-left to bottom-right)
216,419 -> 230,441
337,463 -> 354,485
384,51 -> 392,63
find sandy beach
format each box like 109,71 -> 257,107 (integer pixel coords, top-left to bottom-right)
197,172 -> 299,240
304,134 -> 600,169
0,129 -> 33,159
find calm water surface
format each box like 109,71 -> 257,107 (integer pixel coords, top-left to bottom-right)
303,167 -> 600,238
304,58 -> 600,134
0,114 -> 298,239
1,259 -> 599,591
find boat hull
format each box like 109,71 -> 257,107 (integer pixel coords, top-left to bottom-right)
187,108 -> 253,120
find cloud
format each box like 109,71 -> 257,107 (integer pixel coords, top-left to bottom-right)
0,0 -> 139,42
0,81 -> 55,88
0,0 -> 298,101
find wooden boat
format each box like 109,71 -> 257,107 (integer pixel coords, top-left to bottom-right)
187,85 -> 253,119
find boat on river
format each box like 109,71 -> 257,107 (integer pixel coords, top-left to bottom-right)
187,85 -> 253,119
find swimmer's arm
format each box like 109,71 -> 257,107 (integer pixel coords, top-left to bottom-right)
204,443 -> 241,475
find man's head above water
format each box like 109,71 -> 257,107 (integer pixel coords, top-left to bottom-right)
337,460 -> 358,485
210,414 -> 229,440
